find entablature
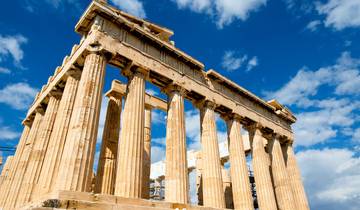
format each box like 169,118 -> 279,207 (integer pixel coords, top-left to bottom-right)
75,1 -> 203,71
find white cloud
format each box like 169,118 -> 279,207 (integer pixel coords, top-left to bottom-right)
111,0 -> 146,18
221,51 -> 247,71
152,137 -> 166,146
0,126 -> 21,140
186,109 -> 201,150
265,52 -> 360,146
316,0 -> 360,30
306,20 -> 322,31
93,150 -> 100,171
266,52 -> 360,106
152,109 -> 166,125
283,0 -> 314,13
175,0 -> 212,13
297,148 -> 360,210
96,96 -> 109,144
293,98 -> 359,146
173,0 -> 267,28
246,56 -> 258,71
145,88 -> 158,96
221,51 -> 258,72
0,67 -> 11,74
151,145 -> 166,163
353,128 -> 360,142
215,0 -> 267,27
0,34 -> 27,65
0,82 -> 38,110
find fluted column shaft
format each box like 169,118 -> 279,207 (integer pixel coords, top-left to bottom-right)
5,110 -> 44,209
115,70 -> 145,198
142,107 -> 152,199
56,52 -> 106,192
36,73 -> 80,196
95,95 -> 122,194
0,156 -> 14,186
249,126 -> 277,210
17,95 -> 61,206
165,88 -> 188,204
200,102 -> 225,208
226,116 -> 253,210
269,136 -> 296,210
283,143 -> 310,210
0,123 -> 31,207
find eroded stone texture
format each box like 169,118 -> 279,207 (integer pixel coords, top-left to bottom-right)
55,51 -> 106,192
142,107 -> 152,199
283,143 -> 310,210
269,136 -> 296,210
5,110 -> 44,209
0,156 -> 14,186
35,73 -> 80,197
95,95 -> 122,194
226,116 -> 253,210
199,101 -> 225,208
0,123 -> 31,207
115,70 -> 145,198
249,126 -> 277,210
17,95 -> 61,206
164,86 -> 188,204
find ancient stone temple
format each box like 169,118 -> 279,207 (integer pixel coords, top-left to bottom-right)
0,0 -> 310,209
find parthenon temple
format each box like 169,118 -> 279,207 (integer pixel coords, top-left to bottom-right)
0,0 -> 310,209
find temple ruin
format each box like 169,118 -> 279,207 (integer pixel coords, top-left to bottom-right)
0,1 -> 310,209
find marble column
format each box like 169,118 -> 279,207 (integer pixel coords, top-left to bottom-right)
226,115 -> 253,210
248,125 -> 277,210
0,156 -> 14,186
17,94 -> 61,206
200,101 -> 225,208
35,72 -> 80,196
0,122 -> 31,207
115,69 -> 146,198
142,106 -> 152,199
164,86 -> 188,204
269,135 -> 296,210
5,110 -> 44,209
55,50 -> 106,192
221,162 -> 234,209
195,155 -> 203,206
95,94 -> 122,194
283,142 -> 310,210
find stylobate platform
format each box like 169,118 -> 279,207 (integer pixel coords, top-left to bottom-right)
22,191 -> 225,210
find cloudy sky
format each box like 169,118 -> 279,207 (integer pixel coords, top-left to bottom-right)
0,0 -> 360,209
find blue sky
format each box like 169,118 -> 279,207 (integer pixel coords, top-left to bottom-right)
0,0 -> 360,209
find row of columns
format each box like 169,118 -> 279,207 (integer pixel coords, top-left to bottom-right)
0,48 -> 309,210
0,49 -> 105,209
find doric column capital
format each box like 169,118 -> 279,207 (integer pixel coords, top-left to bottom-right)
144,103 -> 154,110
244,122 -> 263,134
162,83 -> 187,96
282,140 -> 294,148
49,89 -> 63,99
65,68 -> 82,80
194,99 -> 217,111
272,132 -> 291,145
22,119 -> 33,127
122,62 -> 149,79
85,42 -> 113,60
221,112 -> 242,123
107,92 -> 123,100
35,106 -> 45,115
